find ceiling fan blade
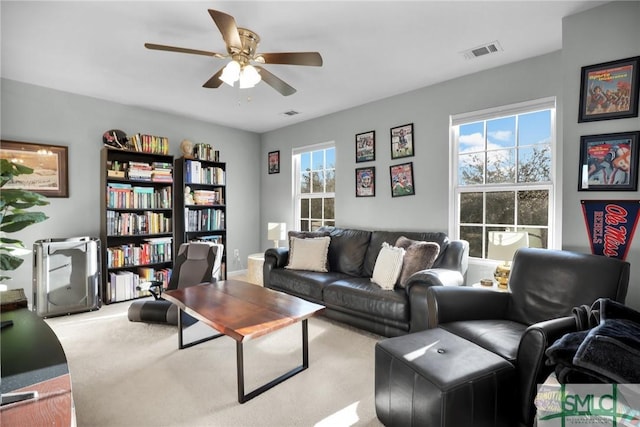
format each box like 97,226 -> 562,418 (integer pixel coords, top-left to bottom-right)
256,66 -> 297,96
145,43 -> 225,58
259,52 -> 323,67
202,67 -> 226,88
208,9 -> 242,52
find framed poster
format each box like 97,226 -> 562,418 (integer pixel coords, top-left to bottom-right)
578,56 -> 640,122
578,131 -> 640,191
390,123 -> 414,159
268,150 -> 280,174
0,140 -> 69,197
355,166 -> 375,197
389,162 -> 415,197
355,131 -> 375,163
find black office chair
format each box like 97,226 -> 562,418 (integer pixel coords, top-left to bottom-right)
127,242 -> 223,325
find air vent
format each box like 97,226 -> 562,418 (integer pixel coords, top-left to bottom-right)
461,41 -> 503,60
282,110 -> 300,116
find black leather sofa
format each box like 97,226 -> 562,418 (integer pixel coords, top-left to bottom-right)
263,227 -> 469,337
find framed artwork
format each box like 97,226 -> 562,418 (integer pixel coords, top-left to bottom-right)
0,140 -> 69,197
268,150 -> 280,174
578,56 -> 640,122
390,123 -> 414,159
355,131 -> 375,163
578,131 -> 640,191
355,166 -> 375,197
390,162 -> 415,197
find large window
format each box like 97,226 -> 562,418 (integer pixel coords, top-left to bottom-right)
451,98 -> 557,259
293,143 -> 335,231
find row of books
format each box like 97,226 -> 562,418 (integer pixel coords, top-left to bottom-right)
185,160 -> 225,185
185,208 -> 225,232
192,143 -> 220,162
106,267 -> 171,303
107,184 -> 172,209
106,238 -> 173,268
128,161 -> 173,182
191,189 -> 224,205
127,133 -> 170,155
106,211 -> 172,236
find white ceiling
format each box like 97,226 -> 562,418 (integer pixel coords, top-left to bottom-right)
1,1 -> 609,134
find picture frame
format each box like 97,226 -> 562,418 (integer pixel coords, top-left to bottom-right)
268,150 -> 280,174
355,166 -> 375,197
390,162 -> 415,197
578,56 -> 640,122
390,123 -> 414,159
355,130 -> 375,163
0,140 -> 69,197
578,131 -> 640,191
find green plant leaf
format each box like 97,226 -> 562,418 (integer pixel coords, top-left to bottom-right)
0,252 -> 24,271
1,212 -> 49,233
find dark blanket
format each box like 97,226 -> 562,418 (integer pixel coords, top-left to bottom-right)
546,298 -> 640,383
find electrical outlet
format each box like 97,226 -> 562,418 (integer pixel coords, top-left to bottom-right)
234,249 -> 240,258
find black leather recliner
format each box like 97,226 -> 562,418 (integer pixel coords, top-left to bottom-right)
425,247 -> 630,426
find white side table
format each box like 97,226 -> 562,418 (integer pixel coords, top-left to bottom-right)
247,253 -> 265,286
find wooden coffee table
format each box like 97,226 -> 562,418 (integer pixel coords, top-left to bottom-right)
162,279 -> 325,403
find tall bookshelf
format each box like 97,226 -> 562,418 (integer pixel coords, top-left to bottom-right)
100,147 -> 174,304
175,156 -> 227,278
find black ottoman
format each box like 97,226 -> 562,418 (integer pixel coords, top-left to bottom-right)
375,327 -> 515,427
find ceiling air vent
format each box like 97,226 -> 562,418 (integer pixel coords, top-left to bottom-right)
282,110 -> 300,116
461,41 -> 503,60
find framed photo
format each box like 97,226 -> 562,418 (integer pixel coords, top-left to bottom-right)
268,150 -> 280,174
355,166 -> 375,197
0,140 -> 69,197
390,162 -> 415,197
578,131 -> 640,191
578,56 -> 640,122
390,123 -> 414,159
355,131 -> 375,163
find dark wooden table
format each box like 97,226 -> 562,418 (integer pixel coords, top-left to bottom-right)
162,279 -> 325,403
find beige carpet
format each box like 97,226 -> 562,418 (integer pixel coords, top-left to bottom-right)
45,300 -> 385,427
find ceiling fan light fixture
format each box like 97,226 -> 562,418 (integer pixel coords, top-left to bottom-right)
220,60 -> 241,86
239,64 -> 261,89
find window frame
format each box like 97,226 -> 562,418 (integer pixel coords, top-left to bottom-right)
292,142 -> 336,232
449,97 -> 560,261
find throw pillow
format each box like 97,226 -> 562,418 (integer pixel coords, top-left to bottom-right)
285,236 -> 331,272
371,242 -> 405,290
395,236 -> 441,287
288,230 -> 332,270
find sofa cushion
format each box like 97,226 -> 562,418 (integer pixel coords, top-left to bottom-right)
371,242 -> 405,290
441,319 -> 527,362
268,268 -> 349,302
363,230 -> 449,277
395,236 -> 440,287
326,228 -> 371,276
323,277 -> 409,323
286,236 -> 331,272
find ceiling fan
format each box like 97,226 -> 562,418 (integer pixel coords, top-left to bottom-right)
145,9 -> 323,96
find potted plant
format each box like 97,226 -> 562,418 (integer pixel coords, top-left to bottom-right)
0,158 -> 49,282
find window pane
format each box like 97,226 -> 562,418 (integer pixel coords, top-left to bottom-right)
460,226 -> 483,258
460,192 -> 483,223
518,110 -> 551,146
518,226 -> 547,249
312,150 -> 324,170
486,191 -> 514,224
487,116 -> 515,149
459,153 -> 484,185
459,122 -> 485,153
326,148 -> 335,167
311,171 -> 324,192
518,145 -> 551,183
518,190 -> 548,226
324,197 -> 334,219
300,172 -> 310,193
300,220 -> 310,232
300,198 -> 310,218
300,153 -> 311,172
325,169 -> 335,192
310,220 -> 323,230
310,198 -> 323,219
486,148 -> 515,184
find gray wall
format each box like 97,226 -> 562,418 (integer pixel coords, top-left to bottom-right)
1,80 -> 261,304
260,1 -> 640,309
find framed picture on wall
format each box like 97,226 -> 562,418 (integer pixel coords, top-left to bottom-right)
355,131 -> 375,163
578,56 -> 640,122
390,123 -> 414,159
578,131 -> 640,191
389,162 -> 415,197
355,166 -> 375,197
268,150 -> 280,174
0,140 -> 69,197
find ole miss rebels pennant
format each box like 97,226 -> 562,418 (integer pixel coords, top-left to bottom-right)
581,200 -> 640,260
